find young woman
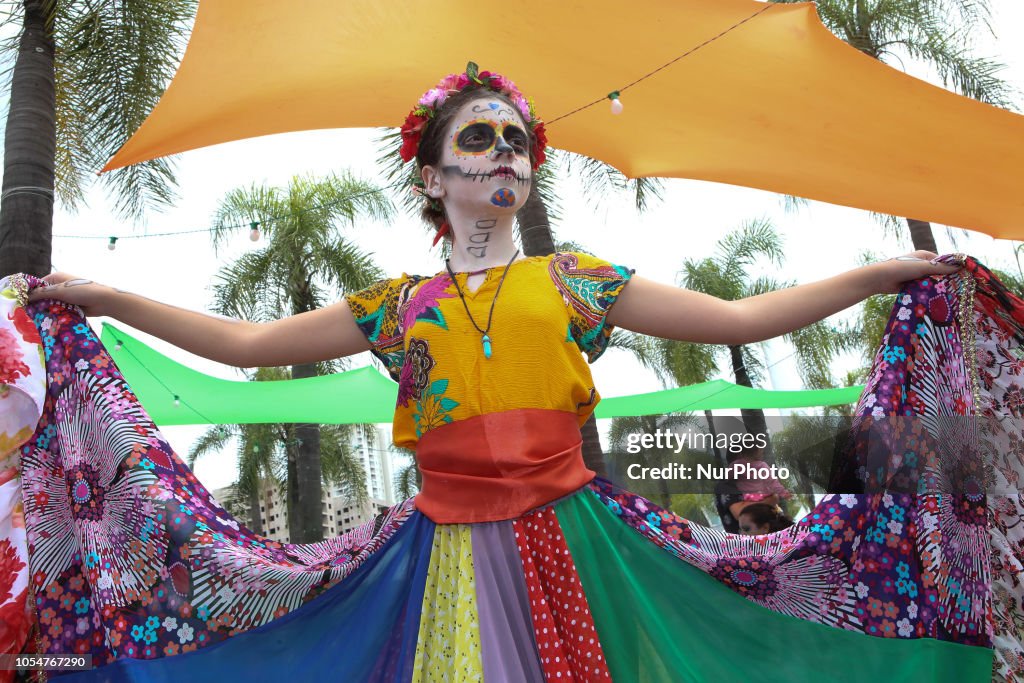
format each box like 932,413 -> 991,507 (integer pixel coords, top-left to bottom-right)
737,503 -> 795,536
18,66 -> 984,681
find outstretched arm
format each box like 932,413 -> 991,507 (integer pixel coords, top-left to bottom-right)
27,274 -> 371,368
606,251 -> 959,345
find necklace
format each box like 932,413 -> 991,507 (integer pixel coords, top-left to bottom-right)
445,249 -> 520,359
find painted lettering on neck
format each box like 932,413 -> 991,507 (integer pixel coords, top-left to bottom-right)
469,218 -> 496,245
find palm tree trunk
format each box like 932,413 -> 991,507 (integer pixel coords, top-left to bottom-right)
728,344 -> 769,441
290,362 -> 324,543
284,424 -> 298,538
906,218 -> 937,252
0,0 -> 55,278
517,174 -> 606,473
704,410 -> 726,466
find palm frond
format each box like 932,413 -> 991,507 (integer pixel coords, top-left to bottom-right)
56,0 -> 197,219
319,424 -> 369,507
393,461 -> 420,500
187,424 -> 238,468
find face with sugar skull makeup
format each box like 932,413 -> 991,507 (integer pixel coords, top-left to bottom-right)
420,96 -> 532,216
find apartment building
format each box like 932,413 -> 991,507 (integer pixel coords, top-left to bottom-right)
212,425 -> 408,543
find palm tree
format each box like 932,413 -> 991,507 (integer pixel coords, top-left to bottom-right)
188,368 -> 371,541
678,219 -> 850,437
770,0 -> 1014,251
0,0 -> 198,277
208,172 -> 392,543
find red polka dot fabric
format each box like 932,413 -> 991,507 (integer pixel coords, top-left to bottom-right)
513,506 -> 611,681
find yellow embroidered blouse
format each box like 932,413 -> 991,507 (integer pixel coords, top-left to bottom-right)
345,252 -> 633,450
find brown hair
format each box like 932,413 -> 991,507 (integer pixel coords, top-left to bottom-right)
415,88 -> 536,237
737,503 -> 794,532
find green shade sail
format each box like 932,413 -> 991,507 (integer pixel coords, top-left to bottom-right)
594,379 -> 864,417
101,323 -> 401,425
100,323 -> 864,426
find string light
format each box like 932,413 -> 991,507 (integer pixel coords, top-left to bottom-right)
114,341 -> 122,351
107,334 -> 217,423
608,91 -> 623,115
547,4 -> 773,125
53,181 -> 404,244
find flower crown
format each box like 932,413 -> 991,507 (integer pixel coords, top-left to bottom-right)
399,62 -> 548,170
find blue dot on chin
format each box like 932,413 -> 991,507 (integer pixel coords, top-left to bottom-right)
489,103 -> 498,110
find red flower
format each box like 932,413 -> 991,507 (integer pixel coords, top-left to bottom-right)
8,308 -> 40,344
399,113 -> 428,162
531,121 -> 548,169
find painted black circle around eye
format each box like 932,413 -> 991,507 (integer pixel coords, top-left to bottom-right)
502,125 -> 529,153
456,123 -> 497,152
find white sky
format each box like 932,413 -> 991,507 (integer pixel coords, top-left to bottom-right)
3,1 -> 1024,491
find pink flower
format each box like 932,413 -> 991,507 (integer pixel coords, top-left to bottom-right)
400,276 -> 454,332
437,73 -> 461,90
418,87 -> 447,108
513,96 -> 531,120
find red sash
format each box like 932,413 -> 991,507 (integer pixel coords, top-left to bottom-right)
414,409 -> 595,524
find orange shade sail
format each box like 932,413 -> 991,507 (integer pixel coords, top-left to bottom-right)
104,0 -> 1024,239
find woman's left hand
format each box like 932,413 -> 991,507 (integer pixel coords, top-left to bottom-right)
865,251 -> 961,295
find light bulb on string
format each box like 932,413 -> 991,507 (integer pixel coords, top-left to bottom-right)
114,341 -> 122,351
608,91 -> 623,115
249,221 -> 261,242
173,395 -> 180,407
107,237 -> 118,251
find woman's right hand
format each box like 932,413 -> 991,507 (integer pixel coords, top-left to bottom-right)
27,273 -> 115,317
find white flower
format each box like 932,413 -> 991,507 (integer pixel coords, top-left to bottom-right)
864,393 -> 877,407
840,494 -> 857,508
901,294 -> 912,305
77,617 -> 90,635
163,616 -> 177,631
897,618 -> 913,637
75,359 -> 89,371
888,520 -> 903,535
855,582 -> 869,599
908,602 -> 918,619
883,493 -> 894,507
177,623 -> 194,643
871,406 -> 885,418
896,307 -> 912,321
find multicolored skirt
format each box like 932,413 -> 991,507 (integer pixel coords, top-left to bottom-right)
0,257 -> 1021,681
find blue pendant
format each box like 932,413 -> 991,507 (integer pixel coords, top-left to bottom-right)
482,334 -> 492,359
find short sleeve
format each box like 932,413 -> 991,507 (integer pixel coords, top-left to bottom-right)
548,252 -> 634,363
345,275 -> 423,381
